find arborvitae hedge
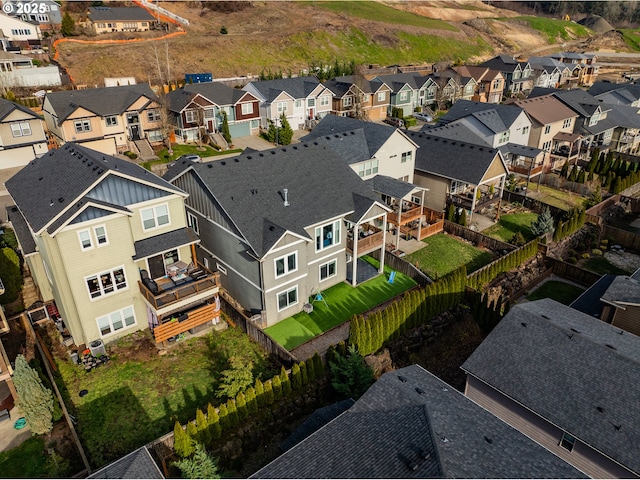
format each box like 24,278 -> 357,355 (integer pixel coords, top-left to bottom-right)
186,420 -> 198,439
272,375 -> 282,400
255,379 -> 265,407
196,408 -> 211,446
174,421 -> 195,458
291,363 -> 302,390
280,366 -> 292,396
218,403 -> 229,430
245,387 -> 258,414
467,239 -> 538,291
207,403 -> 222,440
236,392 -> 248,421
263,380 -> 275,405
299,360 -> 308,386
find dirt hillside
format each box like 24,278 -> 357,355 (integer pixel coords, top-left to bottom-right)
52,1 -> 626,87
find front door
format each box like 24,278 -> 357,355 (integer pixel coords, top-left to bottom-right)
148,254 -> 165,280
127,113 -> 141,140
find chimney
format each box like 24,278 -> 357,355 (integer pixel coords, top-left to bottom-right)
283,188 -> 289,207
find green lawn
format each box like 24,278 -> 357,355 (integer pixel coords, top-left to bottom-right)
581,256 -> 632,275
264,257 -> 416,350
312,1 -> 458,31
0,437 -> 48,478
501,16 -> 592,43
525,182 -> 588,211
482,212 -> 539,243
141,144 -> 243,170
619,28 -> 640,51
404,233 -> 494,279
526,280 -> 585,305
55,328 -> 279,469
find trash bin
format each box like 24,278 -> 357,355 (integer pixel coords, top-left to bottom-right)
69,352 -> 79,364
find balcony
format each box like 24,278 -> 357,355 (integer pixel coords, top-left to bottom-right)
387,201 -> 422,225
509,163 -> 544,177
398,207 -> 444,240
347,224 -> 384,255
450,191 -> 498,211
152,301 -> 221,344
138,266 -> 220,313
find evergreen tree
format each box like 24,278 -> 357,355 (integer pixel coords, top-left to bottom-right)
13,355 -> 54,435
567,165 -> 578,182
221,111 -> 232,144
207,403 -> 222,440
174,421 -> 196,458
61,12 -> 75,37
291,363 -> 302,390
459,209 -> 467,227
216,356 -> 253,400
218,403 -> 229,430
272,375 -> 282,400
560,161 -> 569,178
312,352 -> 325,378
577,169 -> 586,184
255,378 -> 265,407
226,399 -> 239,428
172,443 -> 221,479
280,366 -> 292,396
264,380 -> 275,405
195,408 -> 211,446
328,345 -> 374,400
0,247 -> 23,305
245,387 -> 258,414
306,354 -> 316,382
299,361 -> 308,386
236,392 -> 248,421
186,421 -> 198,440
446,203 -> 456,222
530,207 -> 555,236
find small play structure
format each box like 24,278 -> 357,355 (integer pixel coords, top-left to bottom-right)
310,287 -> 328,307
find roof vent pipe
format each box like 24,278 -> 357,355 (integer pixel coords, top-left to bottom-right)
283,188 -> 290,207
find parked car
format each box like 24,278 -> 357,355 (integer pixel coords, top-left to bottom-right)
413,112 -> 433,122
384,117 -> 404,128
169,154 -> 201,167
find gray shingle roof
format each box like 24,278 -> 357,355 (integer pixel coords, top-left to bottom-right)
498,142 -> 544,158
589,81 -> 640,103
184,82 -> 256,106
407,131 -> 502,185
422,122 -> 490,146
602,103 -> 640,129
438,100 -> 524,132
88,446 -> 163,479
366,175 -> 418,200
87,6 -> 155,22
45,84 -> 157,122
552,89 -> 610,117
166,140 -> 381,258
570,274 -> 616,318
246,76 -> 321,102
302,115 -> 397,160
462,298 -> 640,476
0,97 -> 40,121
132,228 -> 199,261
252,364 -> 584,479
374,72 -> 430,91
5,143 -> 183,234
6,205 -> 36,255
479,55 -> 523,73
601,275 -> 640,306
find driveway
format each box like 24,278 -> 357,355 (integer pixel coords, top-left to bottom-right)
202,130 -> 310,162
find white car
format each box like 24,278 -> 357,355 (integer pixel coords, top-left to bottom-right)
413,113 -> 433,122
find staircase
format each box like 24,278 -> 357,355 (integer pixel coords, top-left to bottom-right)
209,133 -> 228,150
134,139 -> 158,161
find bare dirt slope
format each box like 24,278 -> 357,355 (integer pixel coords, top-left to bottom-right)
53,1 -> 624,87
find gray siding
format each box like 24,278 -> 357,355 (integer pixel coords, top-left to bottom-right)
413,171 -> 449,212
465,375 -> 637,479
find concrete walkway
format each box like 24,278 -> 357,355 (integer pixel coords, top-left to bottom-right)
202,130 -> 310,162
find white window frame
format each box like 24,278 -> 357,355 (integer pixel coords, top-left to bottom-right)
358,159 -> 379,177
401,151 -> 412,164
320,96 -> 330,106
559,432 -> 576,452
96,305 -> 136,337
522,125 -> 530,135
563,118 -> 572,129
10,121 -> 31,137
184,110 -> 197,123
74,119 -> 91,133
147,109 -> 161,122
276,286 -> 298,312
241,103 -> 253,115
399,91 -> 408,102
377,91 -> 386,102
465,84 -> 474,94
343,96 -> 353,107
277,101 -> 287,113
542,140 -> 552,151
589,112 -> 601,126
307,98 -> 315,107
86,266 -> 127,300
78,230 -> 93,250
544,124 -> 551,135
187,211 -> 199,234
274,252 -> 297,279
315,220 -> 341,252
295,99 -> 302,108
141,204 -> 170,231
216,263 -> 227,275
105,115 -> 118,127
94,225 -> 108,247
319,259 -> 337,282
499,131 -> 510,144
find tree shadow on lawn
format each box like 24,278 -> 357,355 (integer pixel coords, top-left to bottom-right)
493,216 -> 536,241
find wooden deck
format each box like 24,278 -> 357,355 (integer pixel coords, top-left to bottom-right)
153,302 -> 221,344
139,271 -> 221,310
347,229 -> 384,255
387,203 -> 422,226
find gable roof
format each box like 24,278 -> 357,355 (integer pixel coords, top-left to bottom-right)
6,205 -> 36,255
551,88 -> 611,117
88,446 -> 163,479
302,114 -> 401,159
479,55 -> 524,73
45,84 -> 157,122
512,94 -> 577,126
245,76 -> 322,102
165,140 -> 382,258
0,97 -> 40,121
87,6 -> 154,22
373,72 -> 432,91
601,275 -> 640,307
438,99 -> 525,132
251,364 -> 584,479
421,122 -> 489,146
184,82 -> 256,106
366,175 -> 420,200
462,298 -> 640,477
407,131 -> 503,185
599,103 -> 640,129
570,274 -> 617,318
589,81 -> 640,103
6,143 -> 183,235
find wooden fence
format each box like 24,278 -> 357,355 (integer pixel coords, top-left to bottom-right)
509,267 -> 554,303
545,257 -> 602,287
218,291 -> 297,364
501,190 -> 566,219
444,220 -> 516,252
368,250 -> 431,286
602,225 -> 640,251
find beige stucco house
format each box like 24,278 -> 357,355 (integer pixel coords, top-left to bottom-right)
0,97 -> 48,173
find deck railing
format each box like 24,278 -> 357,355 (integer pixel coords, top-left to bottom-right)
139,271 -> 221,310
387,203 -> 422,225
153,302 -> 221,344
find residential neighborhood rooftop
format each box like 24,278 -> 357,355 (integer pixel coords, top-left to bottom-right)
462,298 -> 640,477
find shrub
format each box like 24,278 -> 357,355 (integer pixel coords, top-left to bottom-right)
592,248 -> 603,256
226,399 -> 238,428
245,387 -> 258,414
220,26 -> 228,34
328,345 -> 374,400
0,247 -> 23,305
567,256 -> 578,264
207,403 -> 221,441
581,253 -> 591,259
530,207 -> 554,237
235,392 -> 248,421
263,380 -> 275,405
216,356 -> 253,399
196,408 -> 211,446
280,366 -> 291,396
601,239 -> 609,246
272,375 -> 282,400
172,443 -> 220,479
13,355 -> 54,434
510,232 -> 526,246
174,421 -> 195,458
254,378 -> 265,407
291,363 -> 302,390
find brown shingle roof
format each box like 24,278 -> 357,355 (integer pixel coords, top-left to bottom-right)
513,94 -> 577,126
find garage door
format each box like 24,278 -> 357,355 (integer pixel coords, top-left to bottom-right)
79,138 -> 118,156
229,121 -> 250,138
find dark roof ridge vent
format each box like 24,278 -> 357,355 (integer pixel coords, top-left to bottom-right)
234,158 -> 239,162
397,375 -> 408,383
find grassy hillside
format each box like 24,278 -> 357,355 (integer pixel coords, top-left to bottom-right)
619,28 -> 640,50
502,16 -> 593,43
